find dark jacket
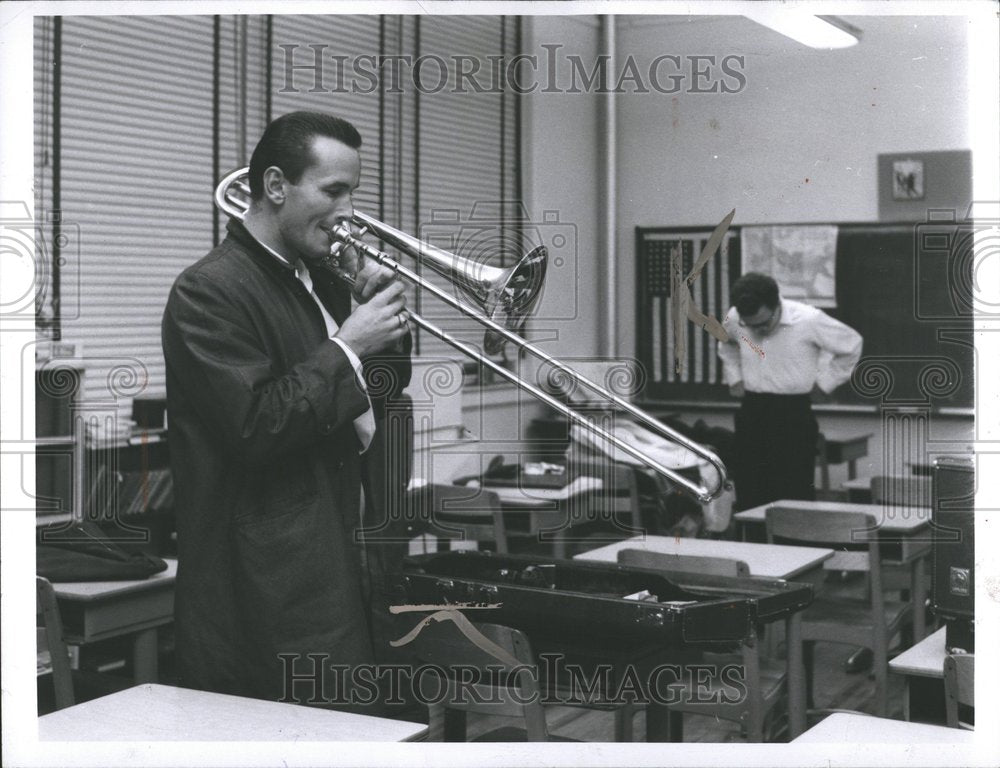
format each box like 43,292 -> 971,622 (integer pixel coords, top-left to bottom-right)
162,219 -> 411,703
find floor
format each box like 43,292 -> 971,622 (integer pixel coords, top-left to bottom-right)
44,606 -> 913,742
463,638 -> 907,743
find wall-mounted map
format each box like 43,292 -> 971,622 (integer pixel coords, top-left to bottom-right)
740,225 -> 838,307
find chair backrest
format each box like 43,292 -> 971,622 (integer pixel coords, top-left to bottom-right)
564,458 -> 643,532
616,548 -> 750,578
411,484 -> 508,554
870,475 -> 932,508
765,507 -> 884,595
943,652 -> 974,729
405,618 -> 547,740
36,576 -> 75,710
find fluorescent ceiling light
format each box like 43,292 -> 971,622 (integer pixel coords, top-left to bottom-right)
744,11 -> 862,49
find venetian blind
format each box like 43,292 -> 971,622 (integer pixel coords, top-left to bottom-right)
215,15 -> 271,242
34,17 -> 56,336
410,16 -> 521,366
270,15 -> 386,221
54,16 -> 215,413
38,13 -> 522,416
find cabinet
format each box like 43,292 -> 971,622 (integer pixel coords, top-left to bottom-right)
36,364 -> 173,552
36,363 -> 84,522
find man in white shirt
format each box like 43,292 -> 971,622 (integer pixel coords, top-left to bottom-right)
717,272 -> 862,511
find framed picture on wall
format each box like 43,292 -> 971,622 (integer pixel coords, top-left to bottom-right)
892,158 -> 925,200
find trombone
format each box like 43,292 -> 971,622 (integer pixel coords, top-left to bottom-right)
215,168 -> 728,502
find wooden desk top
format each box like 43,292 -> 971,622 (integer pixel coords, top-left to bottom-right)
889,626 -> 947,678
842,477 -> 872,491
734,500 -> 931,532
51,558 -> 177,601
38,684 -> 427,742
819,431 -> 874,444
791,712 -> 973,744
476,476 -> 604,506
574,536 -> 833,580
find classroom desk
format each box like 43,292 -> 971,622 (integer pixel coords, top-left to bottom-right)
576,536 -> 834,739
791,712 -> 973,744
907,461 -> 934,476
38,683 -> 427,742
842,476 -> 872,503
733,500 -> 931,640
575,535 -> 833,581
889,627 -> 947,722
52,558 -> 177,684
475,476 -> 607,559
816,431 -> 873,490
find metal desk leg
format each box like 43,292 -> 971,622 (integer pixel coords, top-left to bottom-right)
132,628 -> 159,683
552,534 -> 566,560
902,676 -> 912,722
910,556 -> 926,641
816,435 -> 830,491
786,612 -> 805,738
613,704 -> 635,742
646,702 -> 675,742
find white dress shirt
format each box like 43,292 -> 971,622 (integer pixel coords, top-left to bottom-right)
717,298 -> 862,395
256,239 -> 376,451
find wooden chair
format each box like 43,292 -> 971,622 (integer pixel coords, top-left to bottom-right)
616,550 -> 785,742
943,652 -> 974,730
36,576 -> 134,714
765,508 -> 913,717
408,484 -> 508,554
36,576 -> 75,711
556,459 -> 645,554
870,474 -> 934,633
405,618 -> 574,742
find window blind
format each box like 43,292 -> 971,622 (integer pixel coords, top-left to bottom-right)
55,16 -> 215,413
36,13 -> 523,417
34,17 -> 56,337
215,15 -> 271,242
271,15 -> 385,219
411,16 -> 520,363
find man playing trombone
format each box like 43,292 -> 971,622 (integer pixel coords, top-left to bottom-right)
162,111 -> 412,708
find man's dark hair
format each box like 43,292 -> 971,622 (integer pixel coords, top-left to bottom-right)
730,272 -> 780,316
248,111 -> 362,200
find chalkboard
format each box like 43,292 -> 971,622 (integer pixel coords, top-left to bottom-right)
635,220 -> 974,410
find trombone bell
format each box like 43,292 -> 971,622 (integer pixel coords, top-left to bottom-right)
481,245 -> 547,355
351,211 -> 547,355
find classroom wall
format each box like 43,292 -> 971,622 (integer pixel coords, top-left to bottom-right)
613,14 -> 971,339
516,14 -> 972,357
521,15 -> 605,359
451,14 -> 977,488
610,14 -> 974,487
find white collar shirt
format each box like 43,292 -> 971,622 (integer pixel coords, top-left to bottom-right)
718,297 -> 863,395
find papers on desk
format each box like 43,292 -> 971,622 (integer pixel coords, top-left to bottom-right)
473,475 -> 604,504
622,590 -> 699,606
623,589 -> 657,602
407,477 -> 430,491
570,420 -> 703,472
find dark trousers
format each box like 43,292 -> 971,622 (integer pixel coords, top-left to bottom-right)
733,392 -> 818,511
